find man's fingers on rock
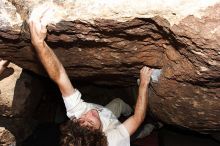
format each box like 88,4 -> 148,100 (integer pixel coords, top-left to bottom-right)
31,22 -> 36,35
142,66 -> 147,70
32,21 -> 41,35
41,24 -> 47,33
147,69 -> 153,76
140,66 -> 153,75
30,21 -> 36,35
40,7 -> 50,19
140,68 -> 143,73
140,66 -> 146,74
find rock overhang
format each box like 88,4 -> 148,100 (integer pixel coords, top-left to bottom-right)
0,0 -> 219,132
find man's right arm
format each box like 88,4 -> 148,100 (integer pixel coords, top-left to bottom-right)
29,14 -> 89,118
33,41 -> 75,97
29,19 -> 74,97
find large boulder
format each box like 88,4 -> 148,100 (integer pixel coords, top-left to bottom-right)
0,0 -> 219,132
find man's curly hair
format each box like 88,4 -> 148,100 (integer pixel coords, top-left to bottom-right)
60,118 -> 108,146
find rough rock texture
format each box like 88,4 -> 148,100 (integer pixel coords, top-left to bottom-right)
0,0 -> 219,132
0,64 -> 61,143
0,127 -> 16,146
0,63 -> 21,116
0,64 -> 37,143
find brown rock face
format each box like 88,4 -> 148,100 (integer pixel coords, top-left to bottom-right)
0,63 -> 62,143
0,0 -> 219,132
0,64 -> 38,143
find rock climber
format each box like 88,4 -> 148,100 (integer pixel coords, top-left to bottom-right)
28,9 -> 153,146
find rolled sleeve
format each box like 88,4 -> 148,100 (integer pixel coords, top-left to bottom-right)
63,89 -> 88,118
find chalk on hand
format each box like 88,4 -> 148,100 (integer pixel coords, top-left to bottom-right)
136,68 -> 162,85
29,3 -> 56,26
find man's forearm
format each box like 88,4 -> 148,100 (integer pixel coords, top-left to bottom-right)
123,66 -> 151,135
29,15 -> 75,97
33,41 -> 74,97
122,83 -> 149,135
134,84 -> 148,124
34,42 -> 64,83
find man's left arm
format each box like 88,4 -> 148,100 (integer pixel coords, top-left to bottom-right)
123,66 -> 152,136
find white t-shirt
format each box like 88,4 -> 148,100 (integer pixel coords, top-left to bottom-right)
63,89 -> 130,146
